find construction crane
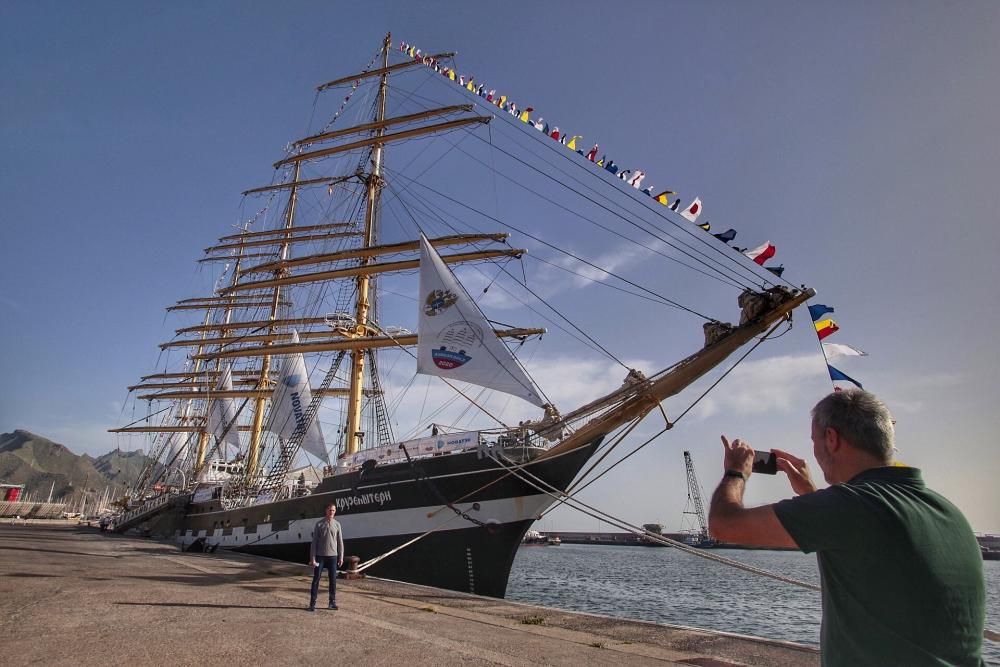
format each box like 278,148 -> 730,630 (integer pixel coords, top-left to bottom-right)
682,450 -> 713,546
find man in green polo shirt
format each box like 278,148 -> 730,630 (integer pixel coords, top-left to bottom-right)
708,389 -> 985,666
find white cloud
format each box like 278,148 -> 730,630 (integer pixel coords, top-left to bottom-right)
687,353 -> 825,421
456,238 -> 660,314
376,353 -> 644,440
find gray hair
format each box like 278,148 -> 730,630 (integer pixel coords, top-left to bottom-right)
811,389 -> 894,462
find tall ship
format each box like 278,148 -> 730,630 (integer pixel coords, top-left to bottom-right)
110,34 -> 814,598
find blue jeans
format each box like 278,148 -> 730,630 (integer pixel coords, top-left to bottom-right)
309,556 -> 338,607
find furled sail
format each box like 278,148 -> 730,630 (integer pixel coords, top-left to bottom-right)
416,234 -> 545,408
164,431 -> 188,467
267,330 -> 329,463
164,403 -> 192,467
206,365 -> 241,456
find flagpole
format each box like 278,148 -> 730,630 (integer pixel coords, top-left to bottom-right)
807,301 -> 838,391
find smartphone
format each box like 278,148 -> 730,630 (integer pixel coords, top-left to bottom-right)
752,450 -> 778,475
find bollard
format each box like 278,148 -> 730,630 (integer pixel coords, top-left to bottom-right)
339,555 -> 365,580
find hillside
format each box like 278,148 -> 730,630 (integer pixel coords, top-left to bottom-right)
0,430 -> 158,502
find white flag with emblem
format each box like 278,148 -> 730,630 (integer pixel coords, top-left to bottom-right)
268,330 -> 329,463
207,365 -> 241,456
416,234 -> 546,408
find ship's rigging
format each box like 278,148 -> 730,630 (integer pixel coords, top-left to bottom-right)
109,35 -> 815,596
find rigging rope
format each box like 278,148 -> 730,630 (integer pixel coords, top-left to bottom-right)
553,317 -> 792,503
485,449 -> 820,592
468,105 -> 766,289
441,72 -> 772,287
383,180 -> 635,364
385,167 -> 718,322
392,79 -> 762,291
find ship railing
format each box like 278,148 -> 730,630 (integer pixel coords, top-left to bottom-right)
111,491 -> 191,533
332,427 -> 554,476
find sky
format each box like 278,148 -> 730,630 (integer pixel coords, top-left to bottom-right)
1,1 -> 998,533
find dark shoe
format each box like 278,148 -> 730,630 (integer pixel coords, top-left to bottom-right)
328,603 -> 339,610
307,606 -> 315,612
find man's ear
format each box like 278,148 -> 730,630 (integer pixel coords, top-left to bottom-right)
825,426 -> 842,455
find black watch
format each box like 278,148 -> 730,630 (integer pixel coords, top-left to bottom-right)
724,469 -> 746,481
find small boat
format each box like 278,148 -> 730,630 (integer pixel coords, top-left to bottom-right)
522,530 -> 548,546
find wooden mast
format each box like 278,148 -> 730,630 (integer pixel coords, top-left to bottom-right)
186,311 -> 213,471
345,33 -> 390,457
245,161 -> 301,484
201,249 -> 248,472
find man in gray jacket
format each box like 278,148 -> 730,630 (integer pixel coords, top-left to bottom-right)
308,503 -> 344,611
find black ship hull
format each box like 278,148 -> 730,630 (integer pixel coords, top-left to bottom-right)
174,438 -> 602,598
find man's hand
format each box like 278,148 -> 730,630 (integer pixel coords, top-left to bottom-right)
773,449 -> 818,496
709,438 -> 800,549
721,435 -> 754,479
338,558 -> 343,568
310,559 -> 318,568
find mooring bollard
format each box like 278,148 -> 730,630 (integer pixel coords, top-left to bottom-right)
339,555 -> 365,579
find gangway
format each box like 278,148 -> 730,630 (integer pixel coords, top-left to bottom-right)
112,492 -> 191,533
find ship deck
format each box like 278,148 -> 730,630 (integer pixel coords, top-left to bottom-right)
1,522 -> 819,666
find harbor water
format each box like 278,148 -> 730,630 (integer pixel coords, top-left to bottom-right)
507,544 -> 1000,663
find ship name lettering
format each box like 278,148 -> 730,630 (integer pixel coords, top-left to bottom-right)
335,489 -> 392,511
291,391 -> 305,427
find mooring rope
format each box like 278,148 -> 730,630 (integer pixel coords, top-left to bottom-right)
486,451 -> 821,592
353,510 -> 467,573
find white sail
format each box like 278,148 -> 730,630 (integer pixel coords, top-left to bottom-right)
416,234 -> 546,408
268,330 -> 329,463
206,365 -> 241,456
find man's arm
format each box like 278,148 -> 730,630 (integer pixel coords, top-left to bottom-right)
309,523 -> 318,565
708,435 -> 798,549
709,475 -> 797,548
336,522 -> 344,567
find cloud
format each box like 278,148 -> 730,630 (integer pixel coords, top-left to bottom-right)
867,370 -> 967,416
526,355 -> 638,408
456,238 -> 660,313
374,353 -> 643,441
550,241 -> 655,289
686,353 -> 824,421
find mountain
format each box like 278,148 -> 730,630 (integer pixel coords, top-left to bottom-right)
0,429 -> 158,502
93,448 -> 158,486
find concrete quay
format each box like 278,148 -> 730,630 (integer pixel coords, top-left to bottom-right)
0,523 -> 819,666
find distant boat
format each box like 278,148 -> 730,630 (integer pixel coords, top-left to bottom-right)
522,530 -> 549,546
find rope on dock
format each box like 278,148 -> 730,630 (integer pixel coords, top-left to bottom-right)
353,507 -> 466,573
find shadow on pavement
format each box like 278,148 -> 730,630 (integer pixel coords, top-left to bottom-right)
114,601 -> 300,611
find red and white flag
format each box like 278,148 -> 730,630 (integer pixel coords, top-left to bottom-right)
744,241 -> 776,265
680,197 -> 702,222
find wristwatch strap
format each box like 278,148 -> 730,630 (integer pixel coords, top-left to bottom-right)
724,469 -> 747,481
